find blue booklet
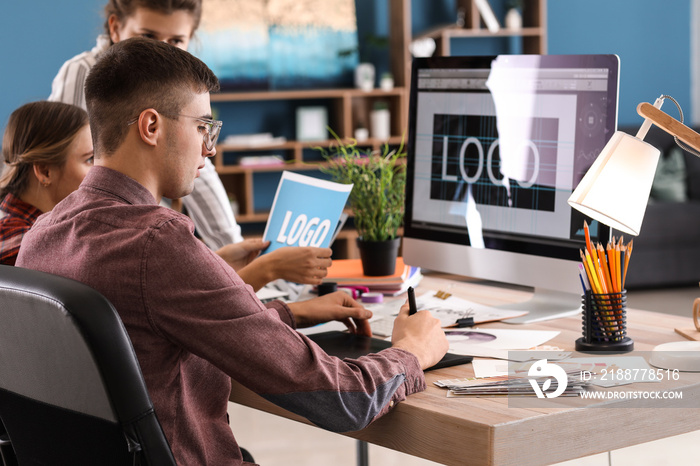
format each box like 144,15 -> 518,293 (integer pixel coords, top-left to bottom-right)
262,171 -> 352,253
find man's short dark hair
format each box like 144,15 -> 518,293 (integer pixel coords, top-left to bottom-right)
85,37 -> 220,155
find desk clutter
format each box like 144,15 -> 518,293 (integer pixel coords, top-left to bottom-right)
434,355 -> 665,397
576,221 -> 634,353
367,289 -> 531,337
322,257 -> 423,296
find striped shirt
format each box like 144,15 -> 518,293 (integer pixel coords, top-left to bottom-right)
0,193 -> 42,266
48,36 -> 243,249
48,35 -> 110,109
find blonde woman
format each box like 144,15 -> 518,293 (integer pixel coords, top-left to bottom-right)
0,101 -> 93,265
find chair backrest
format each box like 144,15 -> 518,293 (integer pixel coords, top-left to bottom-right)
0,265 -> 176,466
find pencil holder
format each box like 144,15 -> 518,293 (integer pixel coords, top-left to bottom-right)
575,290 -> 634,353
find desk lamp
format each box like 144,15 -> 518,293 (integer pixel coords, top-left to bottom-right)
568,94 -> 700,371
568,95 -> 700,236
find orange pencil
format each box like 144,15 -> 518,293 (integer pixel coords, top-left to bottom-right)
589,245 -> 600,278
583,221 -> 600,268
583,220 -> 594,257
622,240 -> 633,289
596,260 -> 609,293
607,242 -> 617,293
598,243 -> 613,293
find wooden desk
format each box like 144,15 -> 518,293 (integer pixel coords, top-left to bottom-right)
230,274 -> 700,465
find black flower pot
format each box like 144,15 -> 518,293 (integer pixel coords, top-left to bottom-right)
356,237 -> 401,276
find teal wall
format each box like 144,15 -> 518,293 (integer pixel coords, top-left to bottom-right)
0,1 -> 693,131
0,1 -> 102,128
547,0 -> 691,127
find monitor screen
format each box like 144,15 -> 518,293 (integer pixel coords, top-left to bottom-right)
403,54 -> 618,323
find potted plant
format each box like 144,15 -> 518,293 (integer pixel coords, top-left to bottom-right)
317,129 -> 406,276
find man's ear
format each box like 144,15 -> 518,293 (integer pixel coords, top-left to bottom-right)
134,109 -> 161,148
108,14 -> 121,43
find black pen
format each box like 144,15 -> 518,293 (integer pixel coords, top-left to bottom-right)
407,286 -> 417,315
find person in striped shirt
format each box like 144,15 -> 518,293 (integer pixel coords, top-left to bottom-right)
48,0 -> 333,290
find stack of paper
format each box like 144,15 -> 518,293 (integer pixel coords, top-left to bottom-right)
435,373 -> 589,397
323,257 -> 422,296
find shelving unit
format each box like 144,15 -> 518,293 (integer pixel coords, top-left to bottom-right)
207,0 -> 546,258
416,0 -> 547,56
210,0 -> 411,252
211,89 -> 406,223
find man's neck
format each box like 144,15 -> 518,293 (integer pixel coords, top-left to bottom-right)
95,147 -> 162,203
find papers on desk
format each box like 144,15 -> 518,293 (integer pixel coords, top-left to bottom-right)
435,356 -> 661,397
353,289 -> 531,337
471,354 -> 571,378
435,373 -> 589,397
414,290 -> 528,325
444,328 -> 560,361
525,356 -> 660,388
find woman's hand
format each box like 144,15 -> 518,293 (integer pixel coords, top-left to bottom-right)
216,239 -> 268,271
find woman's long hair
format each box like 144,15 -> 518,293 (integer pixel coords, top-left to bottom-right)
1,101 -> 89,198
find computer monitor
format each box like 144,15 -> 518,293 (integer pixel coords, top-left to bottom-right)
403,54 -> 618,323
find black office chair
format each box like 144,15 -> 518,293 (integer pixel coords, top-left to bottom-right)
0,265 -> 176,465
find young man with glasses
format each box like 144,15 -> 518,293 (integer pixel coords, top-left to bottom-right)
18,38 -> 448,465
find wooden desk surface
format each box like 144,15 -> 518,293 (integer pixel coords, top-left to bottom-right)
230,274 -> 700,466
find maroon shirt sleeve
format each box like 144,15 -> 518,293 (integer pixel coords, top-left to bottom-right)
142,216 -> 426,432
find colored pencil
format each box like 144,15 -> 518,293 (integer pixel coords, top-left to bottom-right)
584,220 -> 593,257
598,243 -> 613,293
615,239 -> 622,292
622,240 -> 633,289
578,262 -> 591,291
582,250 -> 602,294
606,242 -> 617,293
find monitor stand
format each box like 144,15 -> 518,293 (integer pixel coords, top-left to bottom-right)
499,288 -> 582,324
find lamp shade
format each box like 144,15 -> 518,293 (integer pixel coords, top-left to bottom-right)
567,131 -> 660,236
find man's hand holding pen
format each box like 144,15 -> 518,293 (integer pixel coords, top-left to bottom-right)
391,287 -> 449,370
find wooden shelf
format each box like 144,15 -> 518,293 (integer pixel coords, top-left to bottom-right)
425,0 -> 547,56
235,212 -> 272,224
418,26 -> 545,40
212,87 -> 406,103
216,136 -> 405,154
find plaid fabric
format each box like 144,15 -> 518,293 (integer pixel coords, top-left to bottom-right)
0,193 -> 42,265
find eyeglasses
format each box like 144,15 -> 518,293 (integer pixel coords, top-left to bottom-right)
127,113 -> 223,151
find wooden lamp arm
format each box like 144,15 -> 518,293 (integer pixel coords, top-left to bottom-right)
637,101 -> 700,153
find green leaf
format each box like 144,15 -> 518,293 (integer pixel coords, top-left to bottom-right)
318,128 -> 406,241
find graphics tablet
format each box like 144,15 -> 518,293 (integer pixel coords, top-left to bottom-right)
308,331 -> 473,371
